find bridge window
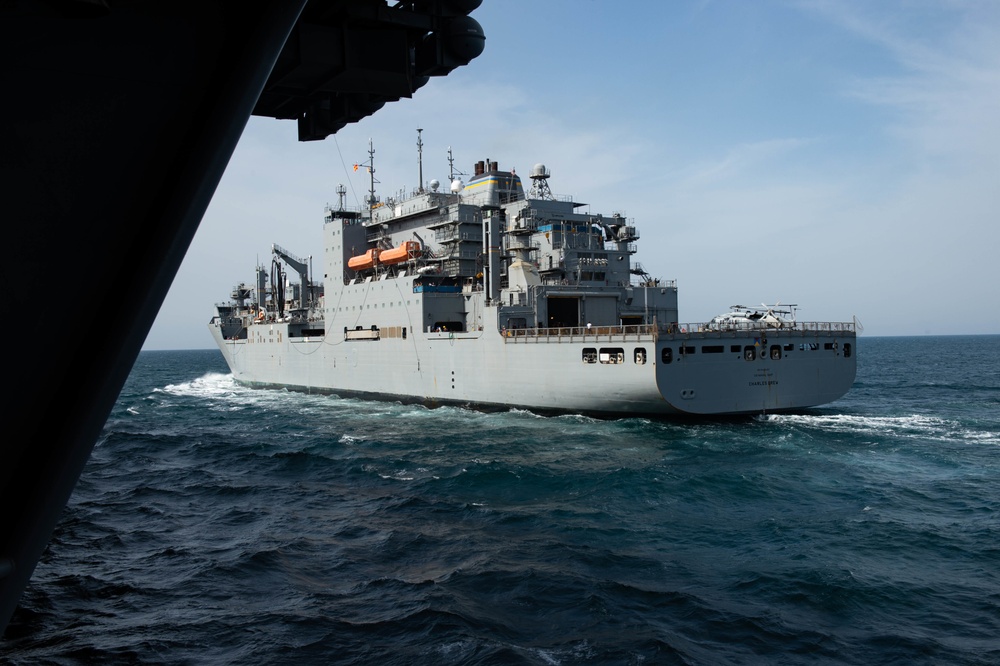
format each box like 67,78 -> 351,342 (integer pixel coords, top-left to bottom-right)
634,348 -> 647,365
582,348 -> 597,364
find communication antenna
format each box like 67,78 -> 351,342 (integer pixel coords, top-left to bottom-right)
336,184 -> 347,211
447,146 -> 467,196
447,146 -> 468,182
364,139 -> 379,210
417,128 -> 424,193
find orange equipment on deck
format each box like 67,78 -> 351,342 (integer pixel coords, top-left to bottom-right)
347,248 -> 379,271
348,241 -> 421,271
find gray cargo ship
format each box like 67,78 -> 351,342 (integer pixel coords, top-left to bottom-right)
209,139 -> 856,416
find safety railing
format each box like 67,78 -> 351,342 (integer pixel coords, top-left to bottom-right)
662,321 -> 857,336
502,324 -> 656,343
501,321 -> 856,343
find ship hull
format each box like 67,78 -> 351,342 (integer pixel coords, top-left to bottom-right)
209,321 -> 855,417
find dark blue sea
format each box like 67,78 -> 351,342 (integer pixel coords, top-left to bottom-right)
4,336 -> 999,665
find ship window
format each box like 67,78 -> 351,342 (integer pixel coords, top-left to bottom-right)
583,348 -> 597,364
661,348 -> 673,364
731,345 -> 742,353
634,348 -> 646,365
784,344 -> 794,351
402,327 -> 407,340
824,342 -> 835,350
843,343 -> 851,358
770,345 -> 782,360
744,346 -> 757,361
702,345 -> 724,354
599,348 -> 624,364
679,346 -> 696,356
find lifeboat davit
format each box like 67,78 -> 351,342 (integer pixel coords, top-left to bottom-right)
349,241 -> 421,271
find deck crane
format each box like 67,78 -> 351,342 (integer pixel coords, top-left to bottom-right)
271,243 -> 314,313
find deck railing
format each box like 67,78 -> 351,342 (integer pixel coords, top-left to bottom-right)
502,321 -> 857,342
503,324 -> 654,342
667,321 -> 857,336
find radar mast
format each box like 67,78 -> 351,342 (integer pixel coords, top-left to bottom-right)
528,163 -> 553,199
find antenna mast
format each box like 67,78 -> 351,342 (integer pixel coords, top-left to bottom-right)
417,128 -> 424,193
366,138 -> 378,210
447,146 -> 466,182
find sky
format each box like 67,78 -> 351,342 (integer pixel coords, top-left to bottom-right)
143,0 -> 1000,350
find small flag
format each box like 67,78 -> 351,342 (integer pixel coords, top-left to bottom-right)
353,164 -> 359,172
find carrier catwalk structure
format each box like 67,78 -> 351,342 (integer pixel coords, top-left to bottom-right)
209,140 -> 857,416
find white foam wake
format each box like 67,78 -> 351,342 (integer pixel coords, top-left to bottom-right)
761,413 -> 998,444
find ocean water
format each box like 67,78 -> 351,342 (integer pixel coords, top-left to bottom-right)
3,336 -> 999,665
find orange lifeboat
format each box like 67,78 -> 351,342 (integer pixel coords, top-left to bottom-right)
347,241 -> 421,272
379,240 -> 421,266
347,248 -> 379,271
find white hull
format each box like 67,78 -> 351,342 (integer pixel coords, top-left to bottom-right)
210,315 -> 855,416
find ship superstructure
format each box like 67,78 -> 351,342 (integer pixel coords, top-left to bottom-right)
209,139 -> 856,416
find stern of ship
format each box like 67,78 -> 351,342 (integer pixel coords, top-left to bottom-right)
654,325 -> 857,415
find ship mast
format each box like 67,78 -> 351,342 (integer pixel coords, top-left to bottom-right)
447,146 -> 466,192
336,184 -> 347,211
417,128 -> 424,193
365,139 -> 378,211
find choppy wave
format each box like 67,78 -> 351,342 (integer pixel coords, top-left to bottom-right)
6,339 -> 1000,665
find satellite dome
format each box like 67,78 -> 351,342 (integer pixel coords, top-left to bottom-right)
430,179 -> 440,191
450,179 -> 464,193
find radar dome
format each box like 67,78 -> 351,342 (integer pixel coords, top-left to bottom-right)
430,179 -> 440,191
450,179 -> 464,193
531,163 -> 548,178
